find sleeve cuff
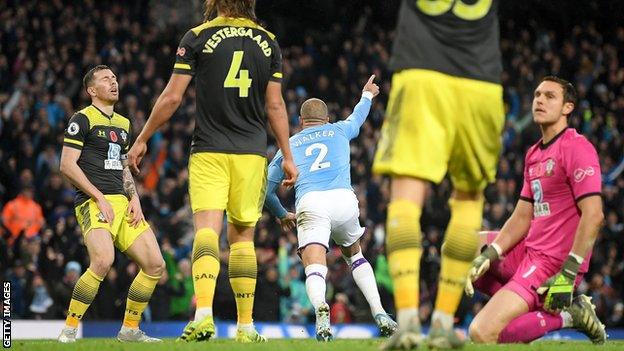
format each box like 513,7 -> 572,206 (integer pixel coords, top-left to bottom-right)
63,143 -> 82,150
362,91 -> 374,100
575,192 -> 602,203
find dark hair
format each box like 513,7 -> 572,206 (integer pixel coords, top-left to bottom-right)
204,0 -> 256,22
83,65 -> 112,91
541,75 -> 578,107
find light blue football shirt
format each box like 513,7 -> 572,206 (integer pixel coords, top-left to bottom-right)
266,95 -> 372,216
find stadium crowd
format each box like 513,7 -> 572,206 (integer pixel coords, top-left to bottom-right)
0,0 -> 622,329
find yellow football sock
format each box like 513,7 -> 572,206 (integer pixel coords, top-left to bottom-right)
192,228 -> 221,309
386,200 -> 423,317
66,268 -> 103,328
228,241 -> 257,324
122,270 -> 160,328
435,197 -> 483,315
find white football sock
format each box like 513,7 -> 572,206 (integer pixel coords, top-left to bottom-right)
305,264 -> 328,310
344,251 -> 385,316
560,311 -> 573,328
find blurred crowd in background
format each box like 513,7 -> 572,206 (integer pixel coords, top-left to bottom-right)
0,0 -> 622,328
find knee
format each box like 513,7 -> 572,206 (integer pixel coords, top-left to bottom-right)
90,254 -> 114,277
145,257 -> 166,277
469,319 -> 499,344
301,244 -> 327,266
340,243 -> 360,258
469,320 -> 486,343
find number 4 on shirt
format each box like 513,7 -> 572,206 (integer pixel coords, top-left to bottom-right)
224,51 -> 252,97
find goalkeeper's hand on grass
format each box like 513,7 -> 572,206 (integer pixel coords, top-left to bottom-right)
538,254 -> 582,313
465,245 -> 500,297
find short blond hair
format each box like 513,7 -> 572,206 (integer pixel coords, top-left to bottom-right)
300,98 -> 328,122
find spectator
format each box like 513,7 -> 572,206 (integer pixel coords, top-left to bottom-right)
51,261 -> 82,318
28,274 -> 54,319
330,293 -> 352,324
2,185 -> 45,246
7,260 -> 32,318
168,258 -> 194,320
254,265 -> 290,322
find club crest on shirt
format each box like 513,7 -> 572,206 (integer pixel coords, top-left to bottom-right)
120,130 -> 128,142
545,159 -> 555,176
529,158 -> 556,178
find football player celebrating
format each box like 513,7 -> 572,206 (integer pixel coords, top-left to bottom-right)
265,75 -> 398,341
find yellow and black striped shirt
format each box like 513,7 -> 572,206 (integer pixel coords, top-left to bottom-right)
173,16 -> 283,156
63,105 -> 132,206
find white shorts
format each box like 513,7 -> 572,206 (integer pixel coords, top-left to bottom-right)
296,188 -> 365,252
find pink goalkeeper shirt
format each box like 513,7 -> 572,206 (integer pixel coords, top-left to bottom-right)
519,128 -> 602,273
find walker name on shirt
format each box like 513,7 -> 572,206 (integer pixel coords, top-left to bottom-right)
292,129 -> 336,147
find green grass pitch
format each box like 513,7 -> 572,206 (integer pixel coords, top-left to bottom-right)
10,339 -> 624,351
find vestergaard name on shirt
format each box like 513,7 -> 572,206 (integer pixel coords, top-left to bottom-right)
202,27 -> 272,56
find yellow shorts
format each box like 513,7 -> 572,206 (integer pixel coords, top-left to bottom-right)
75,194 -> 150,252
189,152 -> 267,227
373,69 -> 504,192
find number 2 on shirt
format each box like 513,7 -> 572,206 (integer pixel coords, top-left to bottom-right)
306,143 -> 331,172
224,51 -> 252,97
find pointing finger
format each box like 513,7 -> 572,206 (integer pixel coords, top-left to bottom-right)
367,74 -> 376,84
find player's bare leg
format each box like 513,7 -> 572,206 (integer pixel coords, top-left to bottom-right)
179,210 -> 224,342
381,177 -> 426,350
340,242 -> 397,337
227,223 -> 266,343
301,244 -> 332,341
118,229 -> 165,342
59,229 -> 114,343
469,289 -> 529,343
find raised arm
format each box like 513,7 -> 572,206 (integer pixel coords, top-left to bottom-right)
336,74 -> 380,138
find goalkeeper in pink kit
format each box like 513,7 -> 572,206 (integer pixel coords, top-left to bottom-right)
465,76 -> 607,344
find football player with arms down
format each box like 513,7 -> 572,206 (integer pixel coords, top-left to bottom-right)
265,76 -> 398,341
127,0 -> 297,343
58,65 -> 165,343
374,0 -> 505,348
465,77 -> 606,345
466,77 -> 607,344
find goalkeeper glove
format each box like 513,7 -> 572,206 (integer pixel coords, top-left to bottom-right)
465,245 -> 500,297
540,254 -> 582,312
